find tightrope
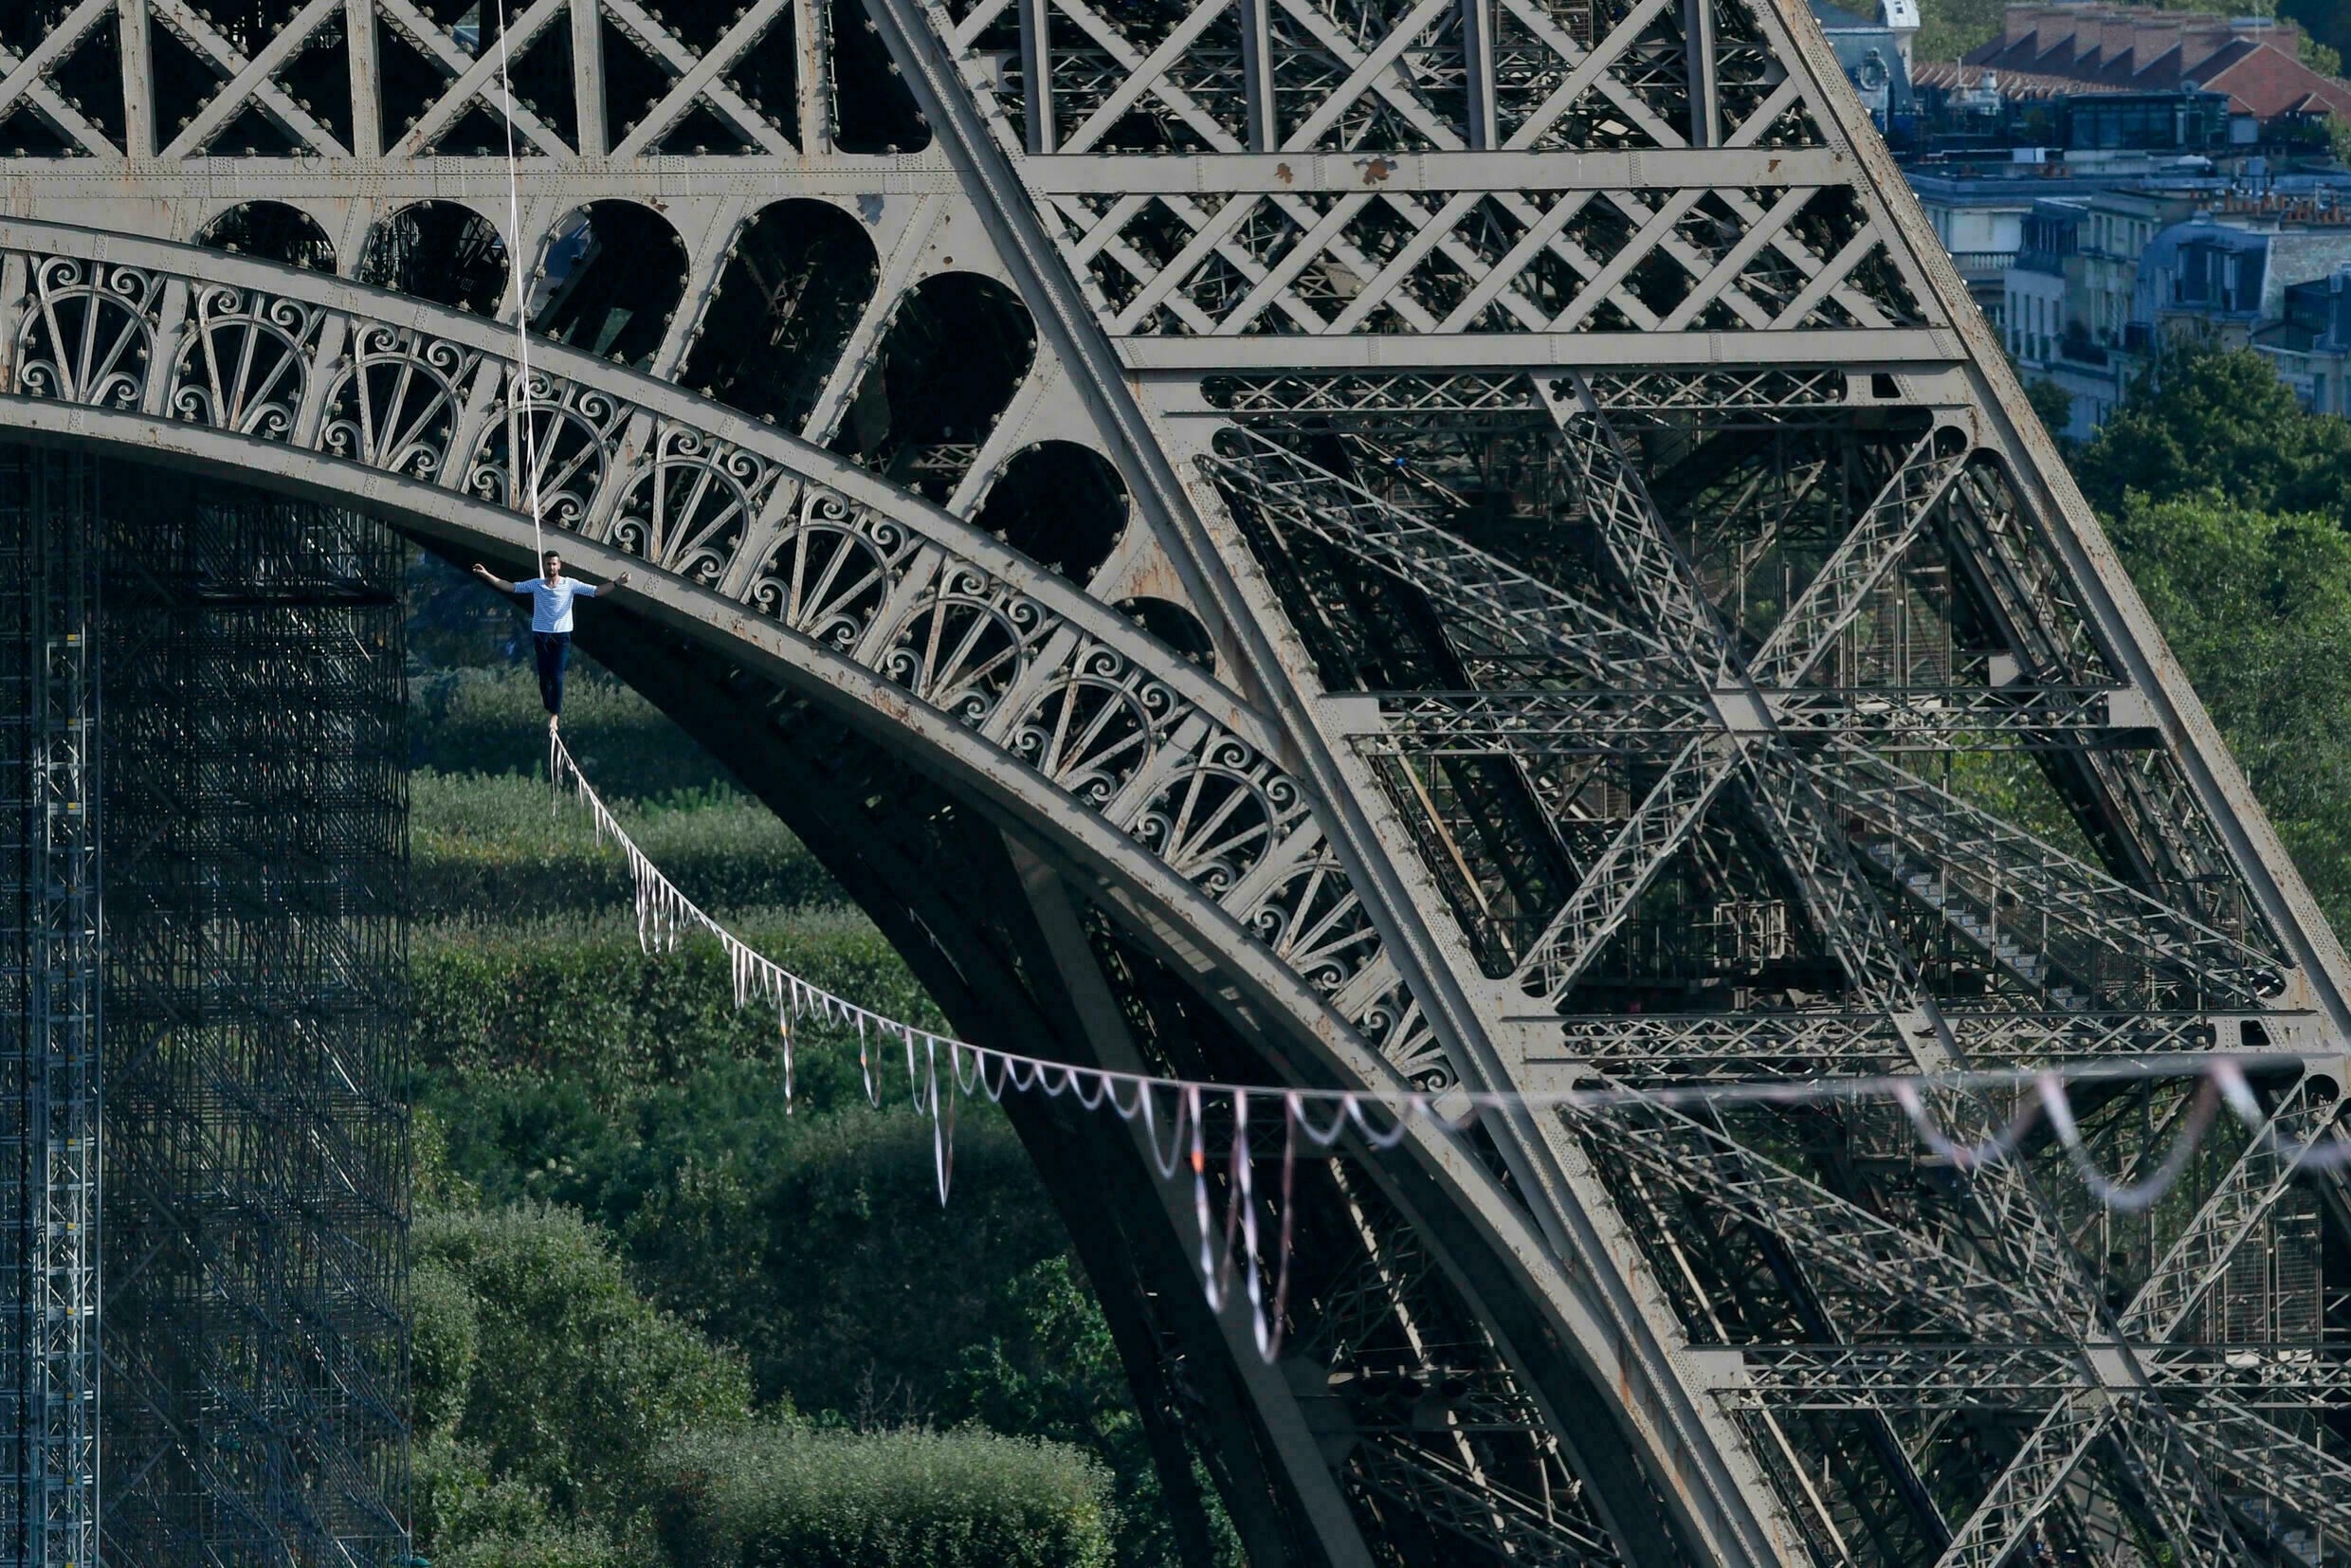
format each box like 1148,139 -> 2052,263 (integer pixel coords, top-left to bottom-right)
544,732 -> 2351,1356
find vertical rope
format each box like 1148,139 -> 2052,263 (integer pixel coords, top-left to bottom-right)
491,0 -> 546,566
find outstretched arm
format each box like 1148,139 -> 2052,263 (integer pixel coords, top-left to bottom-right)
471,562 -> 521,594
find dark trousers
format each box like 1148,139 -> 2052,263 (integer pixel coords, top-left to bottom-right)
533,632 -> 571,716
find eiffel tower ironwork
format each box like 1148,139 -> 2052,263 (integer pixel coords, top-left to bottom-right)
0,0 -> 2346,1560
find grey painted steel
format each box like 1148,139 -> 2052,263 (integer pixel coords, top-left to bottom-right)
2,0 -> 2348,1559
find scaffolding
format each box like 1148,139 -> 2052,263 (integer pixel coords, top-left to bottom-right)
0,448 -> 101,1568
97,466 -> 409,1566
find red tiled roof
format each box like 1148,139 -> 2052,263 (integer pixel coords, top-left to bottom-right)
2197,45 -> 2351,118
1948,4 -> 2351,119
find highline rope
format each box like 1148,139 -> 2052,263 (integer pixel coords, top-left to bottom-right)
545,732 -> 2351,1358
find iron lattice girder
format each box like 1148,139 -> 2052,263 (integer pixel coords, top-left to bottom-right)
1262,396 -> 2279,1017
0,0 -> 788,160
1204,428 -> 1675,676
1025,149 -> 1857,192
1205,369 -> 1858,419
1718,1343 -> 2351,1407
1285,1166 -> 1635,1566
1726,1340 -> 2351,1542
1559,1096 -> 2063,1341
1212,257 -> 2294,1560
1203,316 -> 2289,1552
1522,1012 -> 2270,1078
1816,749 -> 2277,1007
1348,685 -> 2153,751
1551,401 -> 2263,1553
1381,704 -> 2250,1023
962,0 -> 1917,342
1925,1069 -> 2350,1568
1502,410 -> 1969,1006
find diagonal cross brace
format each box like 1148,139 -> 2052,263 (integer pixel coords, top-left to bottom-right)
1539,396 -> 2251,1559
153,0 -> 352,157
1203,428 -> 1675,680
0,0 -> 119,156
1930,1070 -> 2345,1568
1508,419 -> 1960,1001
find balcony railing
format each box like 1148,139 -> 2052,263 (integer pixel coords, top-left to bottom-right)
1948,249 -> 2020,274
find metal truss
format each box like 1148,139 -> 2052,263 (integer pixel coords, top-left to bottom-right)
95,473 -> 410,1566
0,447 -> 100,1568
1352,685 -> 2147,752
2,0 -> 2348,1560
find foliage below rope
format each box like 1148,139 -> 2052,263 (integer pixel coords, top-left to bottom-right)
401,649 -> 1221,1568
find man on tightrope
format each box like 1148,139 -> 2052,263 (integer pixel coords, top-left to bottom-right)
471,551 -> 630,730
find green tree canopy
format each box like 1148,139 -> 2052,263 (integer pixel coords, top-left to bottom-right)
2108,494 -> 2351,928
2074,345 -> 2351,518
415,1204 -> 756,1519
653,1425 -> 1119,1568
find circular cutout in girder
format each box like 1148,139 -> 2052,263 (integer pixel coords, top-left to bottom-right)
974,442 -> 1130,584
195,202 -> 336,272
530,200 -> 687,370
682,200 -> 879,433
356,201 -> 509,316
1117,596 -> 1215,671
833,273 -> 1036,502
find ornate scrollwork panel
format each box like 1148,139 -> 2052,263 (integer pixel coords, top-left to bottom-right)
322,324 -> 483,481
1132,739 -> 1308,899
1012,647 -> 1183,808
465,370 -> 629,534
1235,846 -> 1392,1011
1355,979 -> 1451,1086
747,492 -> 924,650
15,257 -> 162,410
881,561 -> 1059,727
611,425 -> 780,588
169,284 -> 328,441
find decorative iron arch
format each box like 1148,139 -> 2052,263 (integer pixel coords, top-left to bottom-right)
0,217 -> 1775,1562
0,226 -> 1342,1018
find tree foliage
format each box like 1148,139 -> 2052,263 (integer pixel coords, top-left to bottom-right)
2285,0 -> 2351,72
2050,345 -> 2351,928
2107,495 -> 2351,929
411,910 -> 931,1100
1914,0 -> 2008,64
653,1425 -> 1119,1568
394,557 -> 1247,1567
416,1205 -> 756,1517
402,658 -> 1196,1563
2074,345 -> 2351,518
